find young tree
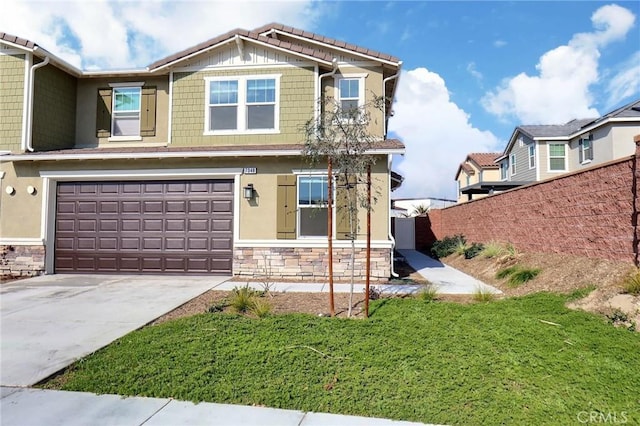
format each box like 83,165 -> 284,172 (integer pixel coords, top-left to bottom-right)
303,96 -> 383,317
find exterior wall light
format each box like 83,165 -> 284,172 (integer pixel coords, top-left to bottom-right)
5,186 -> 15,195
243,183 -> 254,200
27,185 -> 36,195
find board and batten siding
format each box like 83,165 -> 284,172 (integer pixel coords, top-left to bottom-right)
171,66 -> 315,146
0,53 -> 26,153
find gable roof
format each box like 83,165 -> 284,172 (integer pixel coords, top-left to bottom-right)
1,31 -> 83,76
148,27 -> 335,71
500,98 -> 640,158
467,152 -> 501,168
254,23 -> 401,65
0,32 -> 36,49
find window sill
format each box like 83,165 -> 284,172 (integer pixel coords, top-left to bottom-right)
581,160 -> 592,165
108,136 -> 143,142
203,129 -> 280,136
548,170 -> 567,173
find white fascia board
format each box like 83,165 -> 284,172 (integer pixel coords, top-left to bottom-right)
235,239 -> 393,249
270,30 -> 400,67
9,147 -> 404,162
173,62 -> 313,73
39,168 -> 243,180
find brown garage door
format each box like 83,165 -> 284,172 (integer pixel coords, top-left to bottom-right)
55,180 -> 233,274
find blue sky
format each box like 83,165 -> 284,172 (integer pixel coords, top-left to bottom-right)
2,1 -> 639,199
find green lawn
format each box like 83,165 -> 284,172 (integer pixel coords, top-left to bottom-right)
43,294 -> 640,425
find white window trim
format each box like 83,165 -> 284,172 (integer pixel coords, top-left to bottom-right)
203,74 -> 281,136
580,136 -> 593,165
108,82 -> 144,142
528,144 -> 536,169
510,153 -> 517,176
500,160 -> 508,181
547,143 -> 568,172
335,73 -> 367,116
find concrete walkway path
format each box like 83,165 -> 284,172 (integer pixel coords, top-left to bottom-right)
0,387 -> 440,426
211,280 -> 425,295
398,249 -> 501,295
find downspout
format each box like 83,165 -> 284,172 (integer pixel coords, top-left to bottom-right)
382,61 -> 402,139
388,154 -> 399,278
25,55 -> 50,152
317,58 -> 338,120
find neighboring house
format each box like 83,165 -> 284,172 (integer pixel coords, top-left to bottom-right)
497,99 -> 640,184
0,24 -> 404,281
392,198 -> 456,216
454,152 -> 515,203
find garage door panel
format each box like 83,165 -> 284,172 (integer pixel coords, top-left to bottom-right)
55,179 -> 233,274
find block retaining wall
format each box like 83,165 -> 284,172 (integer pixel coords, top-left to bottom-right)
426,137 -> 640,265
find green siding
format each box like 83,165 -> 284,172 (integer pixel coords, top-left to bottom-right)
171,66 -> 315,146
32,63 -> 77,151
0,54 -> 26,153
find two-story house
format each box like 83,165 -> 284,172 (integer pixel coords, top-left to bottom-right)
0,24 -> 404,281
497,99 -> 640,183
454,152 -> 520,202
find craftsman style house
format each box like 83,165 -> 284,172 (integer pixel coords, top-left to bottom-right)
0,24 -> 404,280
497,99 -> 640,183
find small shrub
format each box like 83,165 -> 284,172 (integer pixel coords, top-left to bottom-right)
418,284 -> 439,302
566,285 -> 597,301
607,308 -> 629,324
622,270 -> 640,295
473,287 -> 495,302
208,299 -> 228,313
507,268 -> 540,288
496,266 -> 521,279
504,243 -> 519,257
366,286 -> 382,301
464,243 -> 484,259
454,240 -> 469,256
250,298 -> 272,318
230,286 -> 260,313
431,234 -> 466,259
481,242 -> 505,259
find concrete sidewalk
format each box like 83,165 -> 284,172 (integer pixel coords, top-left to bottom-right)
0,387 -> 440,426
211,280 -> 425,295
397,249 -> 501,295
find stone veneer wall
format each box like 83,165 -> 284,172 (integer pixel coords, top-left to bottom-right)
233,247 -> 391,282
0,245 -> 45,277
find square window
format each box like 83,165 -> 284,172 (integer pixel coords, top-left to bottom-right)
548,144 -> 566,171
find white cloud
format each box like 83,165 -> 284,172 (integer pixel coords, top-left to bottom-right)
493,39 -> 507,48
389,68 -> 501,199
466,62 -> 483,82
0,0 -> 321,70
482,4 -> 636,124
607,51 -> 640,107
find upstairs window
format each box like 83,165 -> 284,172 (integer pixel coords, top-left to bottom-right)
529,144 -> 536,169
336,76 -> 365,120
205,75 -> 280,134
96,84 -> 156,140
510,153 -> 517,175
500,160 -> 508,180
579,135 -> 593,164
112,87 -> 141,137
548,143 -> 567,172
298,176 -> 329,238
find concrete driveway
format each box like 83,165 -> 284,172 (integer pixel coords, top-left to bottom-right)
1,274 -> 229,387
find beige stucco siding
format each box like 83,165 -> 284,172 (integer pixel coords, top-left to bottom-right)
32,63 -> 77,151
75,76 -> 169,147
0,161 -> 43,239
1,154 -> 390,243
0,53 -> 26,153
611,123 -> 640,159
171,66 -> 315,146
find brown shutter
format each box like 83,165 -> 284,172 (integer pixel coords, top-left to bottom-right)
335,175 -> 353,240
277,175 -> 297,239
96,88 -> 112,138
140,86 -> 157,137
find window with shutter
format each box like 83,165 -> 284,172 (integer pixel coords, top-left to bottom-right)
95,85 -> 157,139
